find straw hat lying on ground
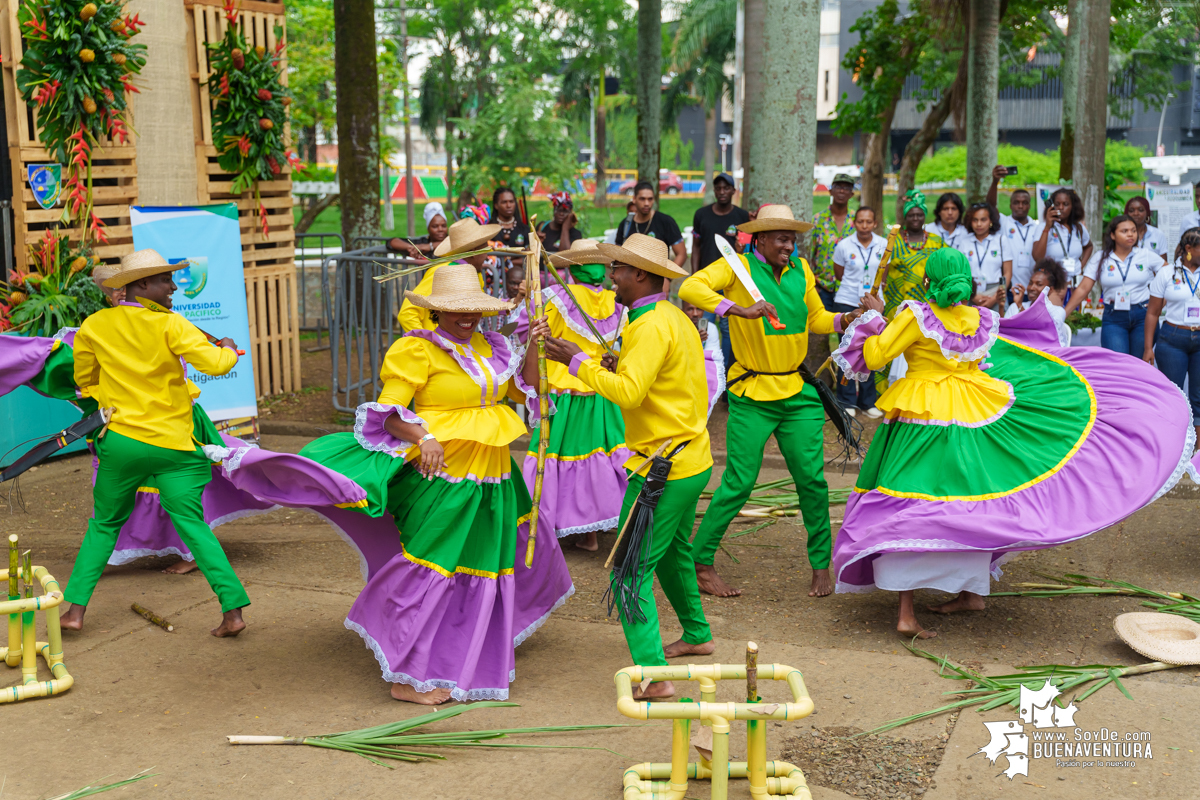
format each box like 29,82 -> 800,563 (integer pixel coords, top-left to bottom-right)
1114,612 -> 1200,665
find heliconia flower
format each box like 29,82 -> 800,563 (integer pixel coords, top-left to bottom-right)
101,87 -> 115,103
33,79 -> 60,107
91,213 -> 108,244
285,150 -> 302,170
222,0 -> 238,23
121,75 -> 141,94
267,155 -> 280,176
237,135 -> 251,157
220,74 -> 230,96
124,13 -> 145,32
22,16 -> 48,39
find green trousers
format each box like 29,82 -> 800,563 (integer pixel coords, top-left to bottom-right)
614,467 -> 713,668
692,388 -> 832,570
64,430 -> 250,613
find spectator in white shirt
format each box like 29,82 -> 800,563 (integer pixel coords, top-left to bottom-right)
1144,226 -> 1200,443
1006,259 -> 1071,346
986,166 -> 1038,287
1033,187 -> 1093,278
1124,196 -> 1168,264
924,192 -> 969,251
1070,214 -> 1165,354
1176,181 -> 1200,237
831,206 -> 886,417
960,202 -> 1009,310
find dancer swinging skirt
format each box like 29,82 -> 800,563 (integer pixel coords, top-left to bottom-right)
514,238 -> 631,550
300,264 -> 573,704
832,248 -> 1196,637
535,234 -> 715,701
679,205 -> 863,599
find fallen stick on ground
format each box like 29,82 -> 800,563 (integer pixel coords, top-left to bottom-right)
131,602 -> 174,632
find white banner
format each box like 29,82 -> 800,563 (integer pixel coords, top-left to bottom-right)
1145,182 -> 1193,257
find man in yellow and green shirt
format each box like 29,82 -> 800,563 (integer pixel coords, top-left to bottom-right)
60,250 -> 249,638
680,205 -> 864,600
536,233 -> 713,701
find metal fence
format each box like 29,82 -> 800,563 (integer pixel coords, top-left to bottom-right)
324,247 -> 422,413
295,231 -> 345,350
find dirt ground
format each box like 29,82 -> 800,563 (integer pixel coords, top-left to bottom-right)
3,419 -> 1200,799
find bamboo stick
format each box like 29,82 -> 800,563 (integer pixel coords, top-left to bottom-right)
746,641 -> 758,703
869,225 -> 901,300
525,222 -> 550,569
603,438 -> 674,570
6,535 -> 18,668
541,257 -> 618,358
131,602 -> 175,632
21,551 -> 34,685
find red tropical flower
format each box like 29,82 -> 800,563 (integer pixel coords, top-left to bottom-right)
237,135 -> 251,157
33,79 -> 60,107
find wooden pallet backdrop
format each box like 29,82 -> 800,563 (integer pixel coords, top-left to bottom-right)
186,0 -> 299,397
0,0 -> 137,269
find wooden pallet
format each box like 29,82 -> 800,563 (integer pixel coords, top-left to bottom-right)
186,0 -> 299,396
0,0 -> 137,269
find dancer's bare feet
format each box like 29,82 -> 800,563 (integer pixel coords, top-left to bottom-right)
809,568 -> 834,597
391,683 -> 454,704
927,591 -> 986,614
633,680 -> 675,701
59,603 -> 85,631
211,608 -> 246,637
695,563 -> 741,597
897,590 -> 937,639
663,638 -> 716,659
162,559 -> 198,575
575,531 -> 599,552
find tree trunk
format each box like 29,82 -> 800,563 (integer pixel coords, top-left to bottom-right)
965,0 -> 1000,204
743,0 -> 820,255
1059,0 -> 1083,182
1073,0 -> 1110,235
894,91 -> 954,224
861,96 -> 897,234
445,119 -> 455,213
741,0 -> 763,204
333,0 -> 380,245
594,79 -> 607,207
636,0 -> 662,194
702,103 -> 717,203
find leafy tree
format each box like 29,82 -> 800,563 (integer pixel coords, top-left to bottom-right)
286,0 -> 335,163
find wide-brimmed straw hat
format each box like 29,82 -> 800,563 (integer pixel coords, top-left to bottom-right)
1114,612 -> 1200,665
103,249 -> 175,288
738,204 -> 814,234
404,263 -> 515,314
433,217 -> 503,258
597,233 -> 688,280
548,238 -> 607,268
91,262 -> 120,286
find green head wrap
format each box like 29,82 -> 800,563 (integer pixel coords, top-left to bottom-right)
923,247 -> 974,308
568,262 -> 607,285
902,189 -> 927,218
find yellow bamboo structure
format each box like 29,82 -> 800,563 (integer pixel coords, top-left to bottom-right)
613,644 -> 814,800
524,223 -> 550,568
0,535 -> 72,703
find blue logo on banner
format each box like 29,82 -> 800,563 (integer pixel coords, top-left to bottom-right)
171,257 -> 209,299
27,164 -> 61,209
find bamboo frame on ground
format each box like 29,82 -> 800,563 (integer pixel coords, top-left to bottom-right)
2,535 -> 71,703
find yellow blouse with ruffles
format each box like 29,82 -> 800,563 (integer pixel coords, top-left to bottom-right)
376,333 -> 527,479
863,304 -> 1011,425
543,284 -> 625,393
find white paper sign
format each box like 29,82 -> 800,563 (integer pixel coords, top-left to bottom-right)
1145,182 -> 1194,257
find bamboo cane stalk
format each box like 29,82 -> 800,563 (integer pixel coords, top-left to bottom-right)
131,602 -> 174,633
525,224 -> 550,569
746,641 -> 758,703
869,225 -> 901,300
603,438 -> 674,570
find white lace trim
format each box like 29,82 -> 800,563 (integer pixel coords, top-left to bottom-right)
513,583 -> 575,648
1150,382 -> 1198,504
900,300 -> 999,363
706,325 -> 726,421
343,618 -> 512,701
555,516 -> 619,538
106,546 -> 193,566
831,310 -> 885,383
353,401 -> 426,455
222,444 -> 257,473
52,326 -> 78,344
545,286 -> 626,345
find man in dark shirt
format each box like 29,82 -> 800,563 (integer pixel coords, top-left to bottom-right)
615,181 -> 687,266
691,172 -> 750,272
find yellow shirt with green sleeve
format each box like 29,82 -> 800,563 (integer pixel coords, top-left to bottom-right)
567,293 -> 712,480
73,304 -> 239,451
678,252 -> 844,402
397,264 -> 491,332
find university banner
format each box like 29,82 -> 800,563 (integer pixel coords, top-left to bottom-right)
130,204 -> 258,425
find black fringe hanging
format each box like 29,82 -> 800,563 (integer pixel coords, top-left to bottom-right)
604,455 -> 674,623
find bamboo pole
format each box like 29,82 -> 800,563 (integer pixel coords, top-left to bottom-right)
746,641 -> 758,703
131,602 -> 175,632
525,222 -> 550,569
603,438 -> 674,570
7,535 -> 18,668
21,551 -> 34,685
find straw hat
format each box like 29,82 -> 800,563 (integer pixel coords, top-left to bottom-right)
1114,612 -> 1200,665
548,238 -> 607,268
433,217 -> 503,258
738,204 -> 815,234
403,263 -> 515,314
103,249 -> 177,288
596,233 -> 688,280
91,262 -> 120,286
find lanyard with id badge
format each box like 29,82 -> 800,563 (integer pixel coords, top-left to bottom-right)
856,242 -> 877,295
1057,224 -> 1080,276
1183,269 -> 1200,323
1111,253 -> 1136,311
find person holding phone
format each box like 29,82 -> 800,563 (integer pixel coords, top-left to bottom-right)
1032,187 -> 1093,278
986,166 -> 1037,288
539,191 -> 583,253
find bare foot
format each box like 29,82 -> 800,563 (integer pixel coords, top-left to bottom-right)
809,568 -> 834,597
695,563 -> 741,597
59,603 -> 85,631
162,559 -> 198,575
391,683 -> 454,704
575,531 -> 599,552
633,680 -> 675,701
663,638 -> 716,659
211,608 -> 247,638
927,591 -> 986,614
897,620 -> 938,639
